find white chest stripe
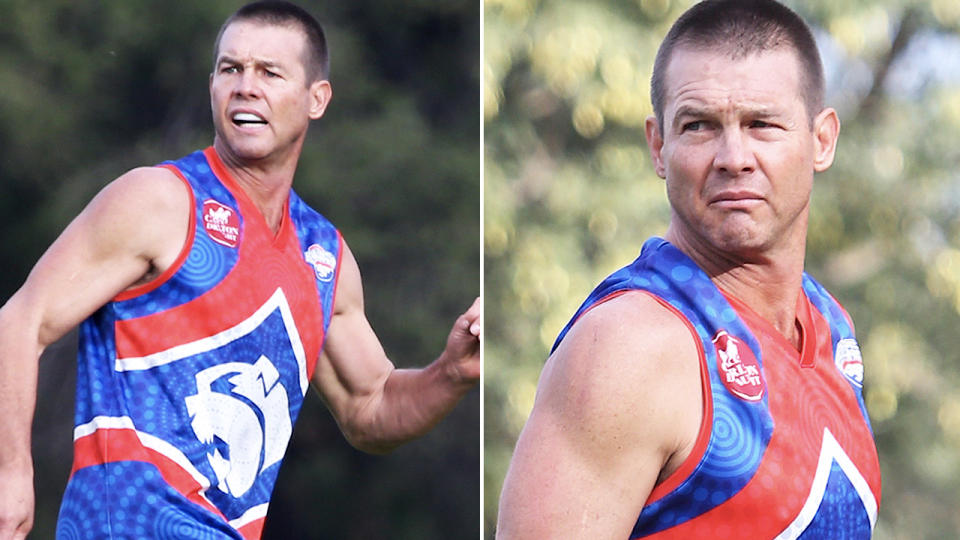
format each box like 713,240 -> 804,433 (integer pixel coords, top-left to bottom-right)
114,287 -> 309,395
774,427 -> 879,539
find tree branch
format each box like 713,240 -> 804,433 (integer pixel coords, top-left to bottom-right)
856,6 -> 921,120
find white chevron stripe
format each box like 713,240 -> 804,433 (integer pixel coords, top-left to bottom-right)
114,287 -> 309,394
774,427 -> 878,539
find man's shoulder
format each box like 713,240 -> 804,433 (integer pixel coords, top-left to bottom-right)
568,289 -> 694,340
81,165 -> 193,256
536,289 -> 703,468
98,166 -> 190,211
551,290 -> 700,379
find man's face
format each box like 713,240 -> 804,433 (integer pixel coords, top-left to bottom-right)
646,46 -> 838,259
210,20 -> 330,164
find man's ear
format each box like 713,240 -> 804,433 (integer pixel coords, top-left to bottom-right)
645,116 -> 667,179
812,107 -> 840,172
309,80 -> 333,120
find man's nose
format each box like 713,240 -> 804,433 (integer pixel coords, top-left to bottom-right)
713,128 -> 756,175
233,69 -> 262,98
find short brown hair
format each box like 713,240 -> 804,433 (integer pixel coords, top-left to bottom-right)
651,0 -> 824,129
213,0 -> 329,82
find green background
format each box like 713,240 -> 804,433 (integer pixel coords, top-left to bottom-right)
485,0 -> 960,538
0,1 -> 479,538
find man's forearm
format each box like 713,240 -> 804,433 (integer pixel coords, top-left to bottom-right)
346,357 -> 476,454
0,299 -> 43,465
0,297 -> 43,537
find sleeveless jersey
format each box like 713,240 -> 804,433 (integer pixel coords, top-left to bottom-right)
57,148 -> 342,539
553,238 -> 882,539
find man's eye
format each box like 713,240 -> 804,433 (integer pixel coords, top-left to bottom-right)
682,121 -> 704,132
265,70 -> 279,78
222,66 -> 239,74
750,120 -> 774,128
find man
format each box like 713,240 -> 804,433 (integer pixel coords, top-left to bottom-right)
497,0 -> 881,538
0,2 -> 479,539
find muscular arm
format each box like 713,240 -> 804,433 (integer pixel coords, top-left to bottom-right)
0,167 -> 189,539
311,241 -> 480,454
496,292 -> 703,539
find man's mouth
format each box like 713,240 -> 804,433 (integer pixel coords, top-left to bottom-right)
232,112 -> 267,127
710,189 -> 764,202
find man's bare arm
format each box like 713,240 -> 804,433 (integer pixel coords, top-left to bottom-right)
0,168 -> 189,539
311,240 -> 479,454
496,292 -> 703,539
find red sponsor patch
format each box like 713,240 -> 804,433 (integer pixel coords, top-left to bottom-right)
713,330 -> 765,401
202,199 -> 240,248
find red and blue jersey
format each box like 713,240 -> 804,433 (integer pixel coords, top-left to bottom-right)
57,147 -> 342,539
553,238 -> 882,539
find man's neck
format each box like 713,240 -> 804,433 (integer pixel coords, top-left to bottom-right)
213,139 -> 300,234
666,227 -> 806,349
712,261 -> 804,348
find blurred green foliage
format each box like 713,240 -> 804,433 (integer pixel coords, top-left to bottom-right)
485,0 -> 960,538
0,1 -> 479,539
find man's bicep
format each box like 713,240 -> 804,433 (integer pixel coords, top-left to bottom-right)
18,168 -> 188,346
497,293 -> 702,539
311,243 -> 393,416
498,394 -> 659,539
498,359 -> 663,536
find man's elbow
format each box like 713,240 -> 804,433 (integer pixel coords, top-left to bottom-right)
339,418 -> 408,455
348,437 -> 402,455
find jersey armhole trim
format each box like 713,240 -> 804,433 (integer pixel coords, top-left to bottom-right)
565,288 -> 713,506
830,291 -> 856,333
113,165 -> 196,302
641,291 -> 713,505
329,230 -> 345,324
313,230 -> 344,370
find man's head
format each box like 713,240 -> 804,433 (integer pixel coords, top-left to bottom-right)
209,1 -> 333,165
651,0 -> 824,131
644,0 -> 840,261
214,0 -> 329,83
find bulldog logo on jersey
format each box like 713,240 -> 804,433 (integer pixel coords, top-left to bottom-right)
304,244 -> 336,282
185,355 -> 293,498
713,330 -> 765,401
112,288 -> 309,525
834,338 -> 864,387
202,199 -> 240,248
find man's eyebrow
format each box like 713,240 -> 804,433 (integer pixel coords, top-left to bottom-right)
742,106 -> 780,118
671,105 -> 711,128
216,55 -> 284,70
673,105 -> 709,119
672,104 -> 782,124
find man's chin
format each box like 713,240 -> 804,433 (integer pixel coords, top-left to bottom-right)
218,140 -> 273,163
700,220 -> 776,255
713,233 -> 788,264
